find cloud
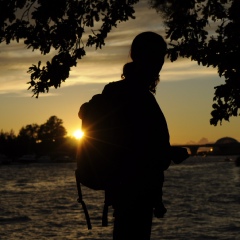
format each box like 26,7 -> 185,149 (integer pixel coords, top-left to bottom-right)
0,0 -> 224,94
161,60 -> 221,82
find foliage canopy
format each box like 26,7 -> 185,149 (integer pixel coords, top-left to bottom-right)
0,0 -> 138,95
149,0 -> 240,125
0,0 -> 239,125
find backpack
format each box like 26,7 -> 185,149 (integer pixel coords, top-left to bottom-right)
75,93 -> 126,229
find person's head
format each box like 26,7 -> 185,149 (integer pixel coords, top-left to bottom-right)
122,32 -> 167,93
130,31 -> 167,70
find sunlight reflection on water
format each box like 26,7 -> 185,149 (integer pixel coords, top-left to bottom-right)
0,156 -> 240,240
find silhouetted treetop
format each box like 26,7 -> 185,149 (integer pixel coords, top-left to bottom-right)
16,116 -> 67,143
19,124 -> 40,141
149,0 -> 240,125
38,116 -> 67,142
0,0 -> 138,96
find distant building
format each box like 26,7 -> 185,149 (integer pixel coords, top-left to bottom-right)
212,137 -> 240,155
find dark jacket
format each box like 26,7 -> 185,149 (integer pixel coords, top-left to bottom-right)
102,79 -> 171,195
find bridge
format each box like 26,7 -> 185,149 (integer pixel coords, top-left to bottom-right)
173,143 -> 240,155
173,144 -> 213,155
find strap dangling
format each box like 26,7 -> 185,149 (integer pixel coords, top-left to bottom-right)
102,203 -> 108,226
75,170 -> 92,230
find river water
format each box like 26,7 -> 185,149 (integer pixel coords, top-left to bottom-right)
0,156 -> 240,240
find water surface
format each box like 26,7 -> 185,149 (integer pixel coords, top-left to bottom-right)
0,156 -> 240,239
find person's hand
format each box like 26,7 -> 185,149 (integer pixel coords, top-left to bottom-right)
153,202 -> 167,218
170,146 -> 189,164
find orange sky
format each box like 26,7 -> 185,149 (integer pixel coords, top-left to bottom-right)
0,1 -> 239,144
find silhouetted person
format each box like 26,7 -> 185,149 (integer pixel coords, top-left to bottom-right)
99,31 -> 189,240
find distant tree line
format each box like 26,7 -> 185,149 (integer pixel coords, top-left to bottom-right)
0,115 -> 78,160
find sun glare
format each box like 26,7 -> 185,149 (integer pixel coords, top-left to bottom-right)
73,129 -> 84,139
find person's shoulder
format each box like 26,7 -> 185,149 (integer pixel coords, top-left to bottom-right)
102,80 -> 129,95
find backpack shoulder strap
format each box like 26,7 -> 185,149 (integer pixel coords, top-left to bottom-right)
102,200 -> 109,227
75,169 -> 92,230
76,169 -> 111,229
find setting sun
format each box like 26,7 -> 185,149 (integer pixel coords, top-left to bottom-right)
73,129 -> 84,139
